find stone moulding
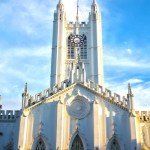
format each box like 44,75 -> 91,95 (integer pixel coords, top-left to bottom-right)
25,80 -> 129,112
66,95 -> 90,119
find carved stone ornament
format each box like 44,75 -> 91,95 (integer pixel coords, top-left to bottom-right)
66,95 -> 90,119
142,124 -> 150,149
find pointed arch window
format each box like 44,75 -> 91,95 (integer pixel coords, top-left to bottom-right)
110,139 -> 120,150
71,134 -> 84,150
67,35 -> 75,59
35,138 -> 46,150
80,35 -> 87,59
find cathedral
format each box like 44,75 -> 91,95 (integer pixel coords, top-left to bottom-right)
0,0 -> 150,150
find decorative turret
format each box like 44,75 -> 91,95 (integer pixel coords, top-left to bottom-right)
22,82 -> 29,109
89,0 -> 104,86
0,95 -> 2,110
127,83 -> 134,111
50,0 -> 67,88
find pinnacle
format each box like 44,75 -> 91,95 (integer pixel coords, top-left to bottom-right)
128,83 -> 132,94
128,83 -> 134,97
93,0 -> 96,4
24,82 -> 28,93
59,0 -> 63,4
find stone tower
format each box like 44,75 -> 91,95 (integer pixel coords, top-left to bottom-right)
50,0 -> 104,87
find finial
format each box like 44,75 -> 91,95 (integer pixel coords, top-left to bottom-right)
0,95 -> 2,109
24,82 -> 28,93
76,0 -> 79,23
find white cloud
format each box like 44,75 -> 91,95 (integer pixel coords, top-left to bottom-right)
0,46 -> 51,59
105,80 -> 150,111
104,46 -> 150,69
0,45 -> 51,110
126,48 -> 132,54
0,0 -> 53,35
123,79 -> 143,84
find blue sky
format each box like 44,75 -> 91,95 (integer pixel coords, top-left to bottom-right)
0,0 -> 150,110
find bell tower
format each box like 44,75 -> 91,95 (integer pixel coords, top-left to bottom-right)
50,0 -> 104,87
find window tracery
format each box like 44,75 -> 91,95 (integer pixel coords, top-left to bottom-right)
71,134 -> 84,150
80,35 -> 87,59
67,34 -> 87,59
67,35 -> 75,59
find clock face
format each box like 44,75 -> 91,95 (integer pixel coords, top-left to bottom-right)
70,34 -> 84,47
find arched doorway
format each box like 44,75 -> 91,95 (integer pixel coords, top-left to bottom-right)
35,138 -> 46,150
71,134 -> 84,150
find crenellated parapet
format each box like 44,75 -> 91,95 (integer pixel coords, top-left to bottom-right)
26,79 -> 129,111
27,79 -> 71,107
84,80 -> 128,110
0,110 -> 20,122
135,111 -> 150,123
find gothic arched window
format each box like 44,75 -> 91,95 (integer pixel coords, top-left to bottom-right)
80,35 -> 87,59
71,134 -> 84,150
67,35 -> 75,59
35,138 -> 46,150
110,139 -> 120,150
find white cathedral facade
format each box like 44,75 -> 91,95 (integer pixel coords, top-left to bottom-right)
0,0 -> 150,150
